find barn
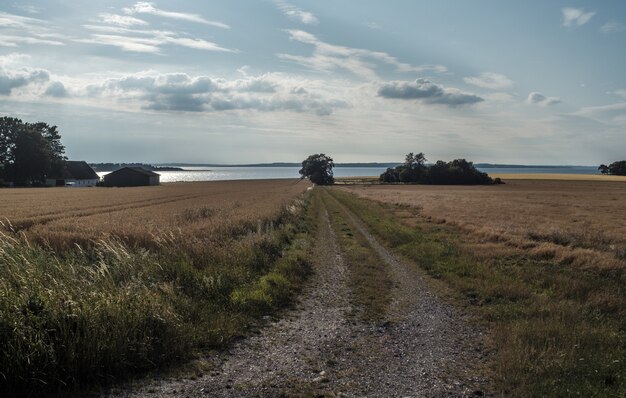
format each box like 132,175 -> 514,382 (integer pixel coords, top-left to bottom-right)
103,167 -> 160,187
46,161 -> 100,187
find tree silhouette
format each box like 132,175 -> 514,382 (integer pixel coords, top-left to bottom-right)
0,117 -> 66,185
299,153 -> 334,185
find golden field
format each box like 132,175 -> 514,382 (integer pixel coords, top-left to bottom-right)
0,179 -> 312,395
339,179 -> 626,270
0,179 -> 310,248
333,180 -> 626,395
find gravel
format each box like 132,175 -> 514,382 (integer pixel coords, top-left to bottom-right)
102,201 -> 491,398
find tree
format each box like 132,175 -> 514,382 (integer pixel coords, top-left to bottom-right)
0,117 -> 66,185
598,164 -> 609,175
379,153 -> 494,185
608,161 -> 626,176
299,153 -> 334,185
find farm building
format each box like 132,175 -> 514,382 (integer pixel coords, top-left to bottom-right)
103,167 -> 160,187
46,161 -> 99,187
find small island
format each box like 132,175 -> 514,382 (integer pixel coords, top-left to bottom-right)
89,163 -> 185,172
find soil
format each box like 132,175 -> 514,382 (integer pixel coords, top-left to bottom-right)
103,198 -> 490,398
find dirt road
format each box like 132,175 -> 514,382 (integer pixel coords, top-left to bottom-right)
105,195 -> 489,397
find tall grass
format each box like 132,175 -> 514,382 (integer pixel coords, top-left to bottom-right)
328,188 -> 626,397
0,194 -> 314,396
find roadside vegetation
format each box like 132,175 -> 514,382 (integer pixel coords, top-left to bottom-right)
316,189 -> 392,321
0,180 -> 312,395
328,188 -> 625,397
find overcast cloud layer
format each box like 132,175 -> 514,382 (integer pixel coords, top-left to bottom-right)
0,1 -> 625,164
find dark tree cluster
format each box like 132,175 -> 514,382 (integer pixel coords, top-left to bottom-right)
299,153 -> 334,185
598,161 -> 626,176
380,152 -> 496,185
0,117 -> 66,186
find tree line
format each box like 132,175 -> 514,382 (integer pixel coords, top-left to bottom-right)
380,152 -> 498,185
598,161 -> 626,176
0,117 -> 66,186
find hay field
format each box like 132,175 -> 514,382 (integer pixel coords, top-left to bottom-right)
340,179 -> 626,270
0,179 -> 309,248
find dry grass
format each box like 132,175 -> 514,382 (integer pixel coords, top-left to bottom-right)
331,182 -> 626,396
0,179 -> 313,395
0,179 -> 309,248
339,180 -> 626,270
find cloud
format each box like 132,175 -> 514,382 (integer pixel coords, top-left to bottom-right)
44,81 -> 68,97
527,91 -> 561,106
464,72 -> 513,90
123,2 -> 230,29
13,5 -> 42,14
0,65 -> 49,95
377,78 -> 484,107
97,13 -> 149,27
274,1 -> 318,25
576,102 -> 626,124
562,7 -> 595,27
0,11 -> 67,47
85,72 -> 348,115
80,25 -> 234,53
277,30 -> 447,80
600,21 -> 625,34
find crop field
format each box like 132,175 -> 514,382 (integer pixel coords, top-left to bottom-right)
334,180 -> 626,395
0,179 -> 310,248
340,179 -> 626,270
0,180 -> 312,395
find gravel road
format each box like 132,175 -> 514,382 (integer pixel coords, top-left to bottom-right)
103,199 -> 490,397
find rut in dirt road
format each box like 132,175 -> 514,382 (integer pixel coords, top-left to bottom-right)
104,195 -> 489,397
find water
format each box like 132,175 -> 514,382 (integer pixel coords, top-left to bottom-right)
98,165 -> 600,183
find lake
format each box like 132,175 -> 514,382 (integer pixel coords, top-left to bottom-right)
98,165 -> 600,183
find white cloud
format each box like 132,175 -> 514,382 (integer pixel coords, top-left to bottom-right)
527,91 -> 561,106
0,65 -> 49,95
576,102 -> 626,123
0,11 -> 67,47
80,25 -> 234,53
562,7 -> 595,27
85,71 -> 349,115
77,34 -> 162,53
123,2 -> 230,29
274,0 -> 318,25
97,13 -> 149,27
464,72 -> 513,90
13,4 -> 43,14
377,78 -> 484,107
600,21 -> 625,34
277,30 -> 447,80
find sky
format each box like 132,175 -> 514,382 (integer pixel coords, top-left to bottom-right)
0,1 -> 625,164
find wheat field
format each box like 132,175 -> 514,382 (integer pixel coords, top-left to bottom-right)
0,179 -> 309,248
340,179 -> 626,270
0,179 -> 312,395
